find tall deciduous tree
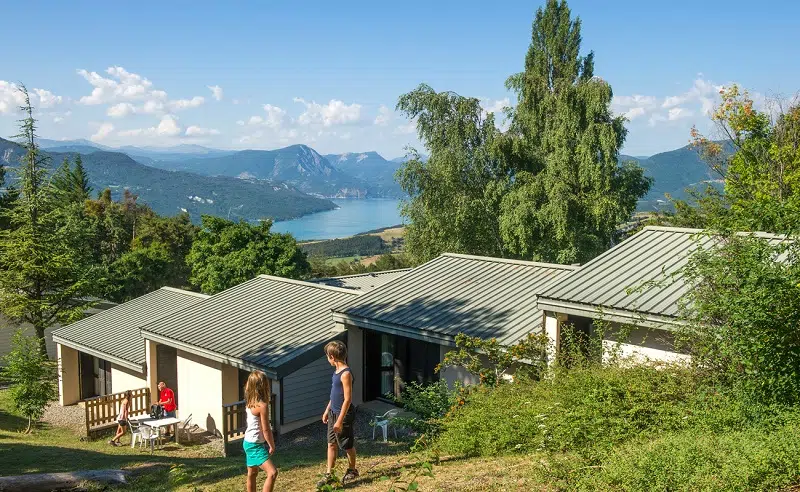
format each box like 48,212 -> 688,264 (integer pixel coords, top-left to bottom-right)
396,0 -> 650,264
186,215 -> 310,294
0,86 -> 100,354
501,0 -> 650,263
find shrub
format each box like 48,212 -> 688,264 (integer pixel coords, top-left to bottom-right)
435,364 -> 739,460
575,415 -> 800,491
391,380 -> 461,438
1,331 -> 58,433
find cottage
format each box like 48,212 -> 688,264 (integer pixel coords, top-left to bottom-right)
51,288 -> 208,405
331,253 -> 577,404
536,226 -> 786,364
139,275 -> 361,435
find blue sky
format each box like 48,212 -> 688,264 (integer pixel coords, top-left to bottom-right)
1,0 -> 798,158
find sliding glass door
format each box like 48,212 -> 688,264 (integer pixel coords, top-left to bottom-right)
364,330 -> 440,401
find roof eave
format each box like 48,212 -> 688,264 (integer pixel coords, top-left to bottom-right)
332,312 -> 456,347
140,330 -> 279,379
52,335 -> 144,373
536,298 -> 684,330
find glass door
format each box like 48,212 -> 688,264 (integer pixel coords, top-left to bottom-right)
379,334 -> 395,398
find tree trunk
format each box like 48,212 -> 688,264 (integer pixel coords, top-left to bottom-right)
34,324 -> 47,357
25,416 -> 31,434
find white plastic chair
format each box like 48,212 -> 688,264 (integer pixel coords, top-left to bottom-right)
180,414 -> 193,443
138,425 -> 161,454
371,409 -> 400,442
128,420 -> 143,449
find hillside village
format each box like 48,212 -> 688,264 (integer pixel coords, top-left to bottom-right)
2,0 -> 800,491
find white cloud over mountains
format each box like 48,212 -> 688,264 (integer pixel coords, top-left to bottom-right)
613,76 -> 726,127
293,98 -> 362,127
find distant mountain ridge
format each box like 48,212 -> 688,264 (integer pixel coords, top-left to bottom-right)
323,151 -> 404,197
0,138 -> 335,222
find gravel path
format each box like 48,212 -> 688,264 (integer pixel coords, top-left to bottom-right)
42,401 -> 85,434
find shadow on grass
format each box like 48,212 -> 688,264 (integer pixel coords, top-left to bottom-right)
0,409 -> 28,433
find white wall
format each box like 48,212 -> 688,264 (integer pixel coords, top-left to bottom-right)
176,349 -> 224,435
344,323 -> 363,405
438,345 -> 480,388
283,356 -> 333,424
110,363 -> 147,394
602,324 -> 690,365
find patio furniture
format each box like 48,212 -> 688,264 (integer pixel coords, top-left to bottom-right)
128,419 -> 143,449
370,409 -> 400,442
179,414 -> 193,443
138,425 -> 161,454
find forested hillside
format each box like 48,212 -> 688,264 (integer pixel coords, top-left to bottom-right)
0,138 -> 336,222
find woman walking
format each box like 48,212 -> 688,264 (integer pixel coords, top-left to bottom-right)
109,390 -> 131,446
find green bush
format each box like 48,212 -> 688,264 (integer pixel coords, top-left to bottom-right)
575,416 -> 800,491
391,380 -> 461,437
435,365 -> 740,460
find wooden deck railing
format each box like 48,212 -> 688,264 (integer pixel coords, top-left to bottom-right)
84,387 -> 150,438
221,394 -> 277,457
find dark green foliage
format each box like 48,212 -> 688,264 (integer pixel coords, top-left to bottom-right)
573,417 -> 800,491
51,155 -> 91,204
187,215 -> 310,294
680,234 -> 800,406
301,234 -> 388,258
435,365 -> 737,460
0,87 -> 101,354
397,0 -> 650,264
390,380 -> 461,437
1,331 -> 58,433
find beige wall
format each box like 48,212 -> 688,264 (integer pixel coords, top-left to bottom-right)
221,363 -> 240,406
344,323 -> 363,405
110,363 -> 147,394
176,349 -> 224,435
144,339 -> 158,399
602,324 -> 690,365
57,343 -> 80,406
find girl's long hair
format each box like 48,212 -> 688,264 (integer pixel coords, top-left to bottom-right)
245,370 -> 270,408
124,390 -> 132,408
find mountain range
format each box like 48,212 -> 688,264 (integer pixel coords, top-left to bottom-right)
24,138 -> 723,215
0,138 -> 336,222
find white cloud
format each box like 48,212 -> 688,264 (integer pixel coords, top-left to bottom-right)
0,81 -> 26,114
207,85 -> 223,101
77,66 -> 153,105
668,107 -> 693,121
107,102 -> 137,118
648,114 -> 667,127
247,115 -> 264,125
481,97 -> 510,116
118,115 -> 182,138
612,94 -> 658,113
168,96 -> 205,112
374,105 -> 392,126
624,107 -> 647,120
142,100 -> 165,114
293,97 -> 362,126
244,104 -> 287,129
33,88 -> 63,108
90,122 -> 115,142
185,125 -> 220,136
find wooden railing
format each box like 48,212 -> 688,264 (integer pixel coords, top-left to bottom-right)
84,387 -> 150,438
221,394 -> 277,457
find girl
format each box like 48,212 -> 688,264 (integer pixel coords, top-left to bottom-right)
109,390 -> 131,446
243,370 -> 278,492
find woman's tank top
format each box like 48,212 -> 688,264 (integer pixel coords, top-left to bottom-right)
117,399 -> 129,421
244,406 -> 264,443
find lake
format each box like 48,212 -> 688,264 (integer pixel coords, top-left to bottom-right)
272,199 -> 404,240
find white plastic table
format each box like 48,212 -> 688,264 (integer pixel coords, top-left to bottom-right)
130,414 -> 182,445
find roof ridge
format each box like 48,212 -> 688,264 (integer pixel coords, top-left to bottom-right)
315,268 -> 412,281
642,225 -> 790,240
441,253 -> 579,270
159,286 -> 211,298
256,274 -> 362,295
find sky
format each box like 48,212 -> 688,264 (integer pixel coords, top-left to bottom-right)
1,0 -> 798,159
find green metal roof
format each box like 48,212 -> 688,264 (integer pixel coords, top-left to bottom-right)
140,276 -> 360,378
332,253 -> 577,346
51,287 -> 209,372
311,269 -> 411,292
537,226 -> 789,325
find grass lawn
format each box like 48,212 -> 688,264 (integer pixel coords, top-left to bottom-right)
1,389 -> 542,491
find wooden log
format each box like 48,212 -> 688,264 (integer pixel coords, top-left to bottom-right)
0,464 -> 166,492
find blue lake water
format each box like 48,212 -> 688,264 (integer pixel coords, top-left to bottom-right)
272,199 -> 404,240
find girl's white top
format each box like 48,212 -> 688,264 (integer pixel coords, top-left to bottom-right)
244,406 -> 264,443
